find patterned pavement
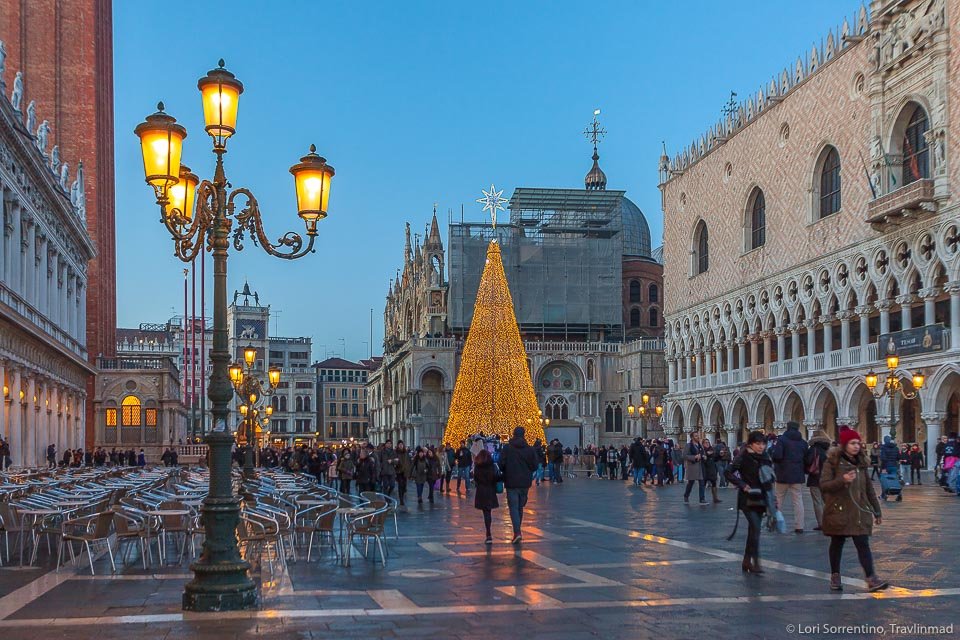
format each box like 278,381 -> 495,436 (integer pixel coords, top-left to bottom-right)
0,472 -> 957,639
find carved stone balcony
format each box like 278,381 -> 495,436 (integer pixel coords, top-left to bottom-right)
866,179 -> 936,229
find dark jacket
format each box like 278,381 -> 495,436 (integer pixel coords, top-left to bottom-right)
473,459 -> 500,511
411,456 -> 431,484
629,441 -> 649,468
820,447 -> 881,537
879,438 -> 900,470
804,435 -> 831,488
500,436 -> 537,489
355,456 -> 376,484
702,446 -> 718,483
548,442 -> 564,463
770,426 -> 808,484
724,449 -> 774,511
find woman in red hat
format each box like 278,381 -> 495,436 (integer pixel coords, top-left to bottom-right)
819,429 -> 888,592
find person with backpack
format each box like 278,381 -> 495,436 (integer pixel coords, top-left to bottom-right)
804,430 -> 831,531
500,426 -> 538,544
725,430 -> 775,574
472,449 -> 501,544
770,421 -> 809,533
819,428 -> 888,593
908,444 -> 924,485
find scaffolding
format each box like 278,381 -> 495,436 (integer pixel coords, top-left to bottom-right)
450,188 -> 632,342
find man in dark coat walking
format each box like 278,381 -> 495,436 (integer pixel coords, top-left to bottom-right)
771,421 -> 809,533
500,426 -> 538,544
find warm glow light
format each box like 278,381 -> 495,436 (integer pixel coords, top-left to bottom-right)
229,363 -> 243,385
239,404 -> 248,416
913,372 -> 925,390
865,370 -> 878,390
198,60 -> 243,144
268,367 -> 281,388
627,405 -> 635,416
249,393 -> 257,404
886,355 -> 899,370
639,406 -> 647,416
641,393 -> 650,405
443,241 -> 544,445
656,405 -> 663,417
545,418 -> 551,426
2,385 -> 7,397
265,406 -> 273,417
134,103 -> 186,190
165,165 -> 199,222
243,345 -> 257,367
290,145 -> 335,221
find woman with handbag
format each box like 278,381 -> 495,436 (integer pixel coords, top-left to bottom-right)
473,449 -> 501,544
724,430 -> 774,574
819,429 -> 888,592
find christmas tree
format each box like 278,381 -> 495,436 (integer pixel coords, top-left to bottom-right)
443,238 -> 544,445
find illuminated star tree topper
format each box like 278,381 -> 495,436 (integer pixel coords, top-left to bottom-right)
477,184 -> 508,229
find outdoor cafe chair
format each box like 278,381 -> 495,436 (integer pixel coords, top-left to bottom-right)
57,510 -> 116,575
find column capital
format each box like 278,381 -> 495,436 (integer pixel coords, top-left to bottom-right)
895,294 -> 915,306
804,319 -> 817,329
818,314 -> 834,324
875,299 -> 893,312
874,416 -> 893,427
920,413 -> 944,427
943,280 -> 960,295
772,421 -> 788,435
773,327 -> 787,337
747,422 -> 764,431
836,310 -> 855,322
788,323 -> 801,332
854,305 -> 873,316
836,416 -> 858,428
918,286 -> 940,300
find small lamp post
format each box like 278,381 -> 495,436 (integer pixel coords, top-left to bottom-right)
864,355 -> 924,440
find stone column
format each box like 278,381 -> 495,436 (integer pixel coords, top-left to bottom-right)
667,357 -> 676,390
726,428 -> 737,450
705,348 -> 713,377
737,339 -> 747,371
726,341 -> 734,373
805,319 -> 817,359
11,206 -> 22,297
762,332 -> 772,365
8,368 -> 20,466
945,281 -> 960,348
789,323 -> 800,360
821,315 -> 834,355
876,415 -> 893,443
775,328 -> 785,364
919,287 -> 939,327
695,350 -> 704,378
838,311 -> 852,352
921,413 -> 942,470
25,217 -> 36,306
876,299 -> 892,335
749,337 -> 758,368
0,360 -> 5,442
802,420 -> 821,440
25,376 -> 36,467
896,294 -> 915,330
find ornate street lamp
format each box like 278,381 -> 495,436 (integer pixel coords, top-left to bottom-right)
134,59 -> 335,613
864,355 -> 924,440
229,353 -> 279,479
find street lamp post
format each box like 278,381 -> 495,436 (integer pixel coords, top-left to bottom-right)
628,392 -> 663,438
864,355 -> 924,441
134,60 -> 335,613
229,349 -> 279,479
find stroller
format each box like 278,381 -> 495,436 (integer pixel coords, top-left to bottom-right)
880,469 -> 903,501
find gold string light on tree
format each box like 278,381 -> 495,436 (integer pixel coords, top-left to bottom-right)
444,185 -> 544,445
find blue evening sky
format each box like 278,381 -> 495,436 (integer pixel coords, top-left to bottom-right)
114,0 -> 862,361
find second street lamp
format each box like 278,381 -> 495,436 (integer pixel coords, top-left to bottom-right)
134,59 -> 335,613
864,355 -> 924,440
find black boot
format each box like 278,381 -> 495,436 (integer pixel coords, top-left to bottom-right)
750,556 -> 765,574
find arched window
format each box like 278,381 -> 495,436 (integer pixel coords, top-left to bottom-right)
818,146 -> 841,218
279,396 -> 288,412
649,307 -> 658,327
604,404 -> 614,432
748,189 -> 765,250
295,396 -> 304,412
546,395 -> 569,421
271,396 -> 279,411
630,307 -> 641,328
648,283 -> 659,303
903,106 -> 929,185
693,221 -> 709,275
629,280 -> 641,303
303,396 -> 311,412
586,359 -> 595,381
121,396 -> 141,427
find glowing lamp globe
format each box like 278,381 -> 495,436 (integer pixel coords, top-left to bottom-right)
627,405 -> 635,416
197,60 -> 243,144
165,165 -> 199,222
239,404 -> 248,417
641,393 -> 650,405
290,145 -> 334,222
656,405 -> 663,417
886,355 -> 899,370
268,367 -> 281,388
134,103 -> 186,190
265,406 -> 273,417
865,371 -> 878,390
912,372 -> 925,390
228,363 -> 243,385
243,345 -> 257,367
